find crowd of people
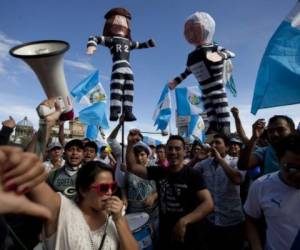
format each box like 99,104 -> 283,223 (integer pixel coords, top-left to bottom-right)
0,101 -> 300,250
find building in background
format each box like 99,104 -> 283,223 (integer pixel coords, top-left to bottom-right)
14,116 -> 34,145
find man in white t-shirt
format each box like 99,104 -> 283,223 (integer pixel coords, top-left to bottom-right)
244,133 -> 300,250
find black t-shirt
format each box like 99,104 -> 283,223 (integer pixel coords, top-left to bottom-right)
147,166 -> 206,248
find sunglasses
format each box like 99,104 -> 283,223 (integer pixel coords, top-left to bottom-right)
90,181 -> 118,195
282,163 -> 300,174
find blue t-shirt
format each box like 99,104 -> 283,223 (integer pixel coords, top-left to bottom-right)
253,146 -> 279,174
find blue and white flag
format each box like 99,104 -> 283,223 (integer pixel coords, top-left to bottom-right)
153,84 -> 172,131
143,136 -> 162,146
71,70 -> 106,105
251,1 -> 300,114
175,86 -> 203,116
223,59 -> 237,97
226,77 -> 237,97
79,102 -> 109,129
86,125 -> 99,140
187,115 -> 206,142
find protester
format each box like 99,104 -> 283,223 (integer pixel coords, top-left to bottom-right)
244,133 -> 300,250
194,134 -> 246,250
228,137 -> 243,158
238,115 -> 295,174
186,140 -> 210,168
107,115 -> 143,187
0,116 -> 16,146
84,140 -> 98,162
3,153 -> 139,250
155,144 -> 169,168
148,143 -> 157,164
124,141 -> 159,245
47,139 -> 84,199
43,142 -> 65,173
126,133 -> 213,250
99,145 -> 111,165
230,107 -> 249,144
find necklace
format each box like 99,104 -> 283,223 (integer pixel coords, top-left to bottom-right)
88,215 -> 110,250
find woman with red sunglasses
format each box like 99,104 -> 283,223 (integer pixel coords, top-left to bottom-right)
9,159 -> 139,250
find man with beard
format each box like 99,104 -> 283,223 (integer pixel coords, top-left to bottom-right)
238,115 -> 295,174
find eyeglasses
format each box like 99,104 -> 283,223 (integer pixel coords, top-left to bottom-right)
281,163 -> 300,174
90,181 -> 118,195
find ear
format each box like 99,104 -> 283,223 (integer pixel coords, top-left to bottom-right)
79,187 -> 88,198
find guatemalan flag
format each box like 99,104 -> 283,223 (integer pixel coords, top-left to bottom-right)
175,86 -> 203,116
79,102 -> 109,129
71,70 -> 106,105
187,115 -> 206,142
153,84 -> 172,131
251,1 -> 300,114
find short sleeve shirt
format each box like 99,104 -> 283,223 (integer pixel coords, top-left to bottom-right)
194,155 -> 246,226
253,146 -> 279,174
147,166 -> 206,240
244,172 -> 300,250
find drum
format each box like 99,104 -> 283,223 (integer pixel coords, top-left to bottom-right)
125,212 -> 153,250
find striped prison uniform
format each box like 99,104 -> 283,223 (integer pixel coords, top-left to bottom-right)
174,43 -> 235,131
87,35 -> 155,116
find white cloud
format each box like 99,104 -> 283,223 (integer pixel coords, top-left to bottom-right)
65,59 -> 95,71
0,32 -> 22,75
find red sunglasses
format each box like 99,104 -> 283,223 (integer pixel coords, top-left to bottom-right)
90,181 -> 118,195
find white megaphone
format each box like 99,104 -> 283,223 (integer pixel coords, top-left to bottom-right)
9,40 -> 74,121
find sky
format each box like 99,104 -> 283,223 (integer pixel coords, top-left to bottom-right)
1,0 -> 300,143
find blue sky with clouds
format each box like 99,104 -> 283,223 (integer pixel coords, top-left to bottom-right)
1,0 -> 299,142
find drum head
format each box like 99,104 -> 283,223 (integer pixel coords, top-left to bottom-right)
125,212 -> 149,232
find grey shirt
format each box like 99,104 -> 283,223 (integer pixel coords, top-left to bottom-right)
194,155 -> 246,226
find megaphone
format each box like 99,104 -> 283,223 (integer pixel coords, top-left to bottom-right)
9,40 -> 74,121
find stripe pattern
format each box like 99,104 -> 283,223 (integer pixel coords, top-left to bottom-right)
87,35 -> 155,115
174,44 -> 234,130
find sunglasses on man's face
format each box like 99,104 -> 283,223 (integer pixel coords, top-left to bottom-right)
90,181 -> 118,195
282,163 -> 300,174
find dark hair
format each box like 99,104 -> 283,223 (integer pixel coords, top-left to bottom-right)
156,144 -> 166,151
65,139 -> 84,151
273,132 -> 300,159
128,130 -> 143,140
75,161 -> 114,201
133,145 -> 150,156
166,135 -> 185,148
84,141 -> 98,153
213,133 -> 230,146
268,115 -> 295,131
190,140 -> 203,158
100,146 -> 107,152
103,7 -> 132,40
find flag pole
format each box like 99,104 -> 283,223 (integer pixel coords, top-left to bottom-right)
121,88 -> 125,164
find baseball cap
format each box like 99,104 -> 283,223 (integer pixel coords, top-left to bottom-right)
47,142 -> 62,151
65,139 -> 84,150
230,137 -> 243,145
133,141 -> 152,156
